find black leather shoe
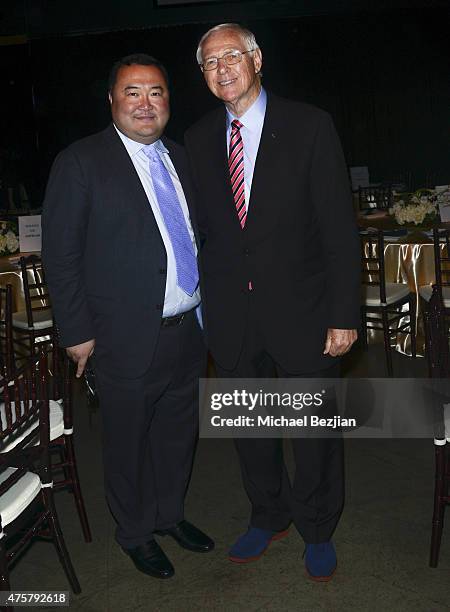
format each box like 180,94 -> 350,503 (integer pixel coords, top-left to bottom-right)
155,520 -> 215,553
122,540 -> 174,578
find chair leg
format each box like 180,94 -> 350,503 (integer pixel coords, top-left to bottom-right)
42,487 -> 81,594
409,295 -> 417,358
360,307 -> 368,350
421,297 -> 429,367
381,309 -> 393,377
50,344 -> 63,400
59,445 -> 72,489
0,538 -> 11,608
64,436 -> 92,543
430,444 -> 447,567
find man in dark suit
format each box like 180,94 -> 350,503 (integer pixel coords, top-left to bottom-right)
42,54 -> 214,579
185,24 -> 360,580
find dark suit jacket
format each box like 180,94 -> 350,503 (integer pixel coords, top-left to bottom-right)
185,92 -> 360,373
42,124 -> 198,378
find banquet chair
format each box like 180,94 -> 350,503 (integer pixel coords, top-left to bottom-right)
48,347 -> 92,543
1,285 -> 92,543
0,285 -> 14,378
360,228 -> 416,376
419,228 -> 450,311
423,285 -> 450,567
358,185 -> 393,211
12,255 -> 54,365
0,351 -> 81,602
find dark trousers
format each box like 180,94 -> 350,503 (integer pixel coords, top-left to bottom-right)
95,310 -> 206,549
215,304 -> 344,544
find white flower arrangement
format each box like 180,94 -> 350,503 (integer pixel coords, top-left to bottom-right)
0,222 -> 19,255
390,189 -> 438,226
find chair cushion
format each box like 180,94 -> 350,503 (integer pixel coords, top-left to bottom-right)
0,400 -> 63,453
0,467 -> 41,527
12,308 -> 53,330
363,282 -> 410,306
419,285 -> 450,307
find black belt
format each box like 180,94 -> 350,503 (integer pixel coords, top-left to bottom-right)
161,311 -> 191,327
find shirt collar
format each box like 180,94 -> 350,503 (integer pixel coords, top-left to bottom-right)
226,87 -> 267,132
113,124 -> 168,157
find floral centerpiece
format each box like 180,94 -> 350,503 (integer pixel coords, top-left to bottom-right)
0,221 -> 19,255
390,189 -> 440,227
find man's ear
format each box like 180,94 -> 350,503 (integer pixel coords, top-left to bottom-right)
253,48 -> 263,74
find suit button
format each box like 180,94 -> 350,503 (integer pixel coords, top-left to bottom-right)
243,248 -> 250,256
156,304 -> 163,311
159,268 -> 166,274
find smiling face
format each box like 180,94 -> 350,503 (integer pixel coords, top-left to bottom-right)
200,28 -> 262,116
109,64 -> 170,144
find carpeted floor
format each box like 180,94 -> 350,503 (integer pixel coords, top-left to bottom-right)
9,344 -> 450,611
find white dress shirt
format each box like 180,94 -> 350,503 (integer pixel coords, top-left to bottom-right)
226,87 -> 267,209
114,126 -> 200,317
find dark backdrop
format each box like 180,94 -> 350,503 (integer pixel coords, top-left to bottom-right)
1,7 -> 448,204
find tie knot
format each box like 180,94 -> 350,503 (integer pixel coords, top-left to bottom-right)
143,144 -> 159,162
231,119 -> 243,131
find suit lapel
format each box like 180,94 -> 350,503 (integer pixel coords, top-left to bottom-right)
245,94 -> 283,233
102,125 -> 159,222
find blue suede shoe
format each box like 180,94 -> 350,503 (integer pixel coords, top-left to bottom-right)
304,542 -> 337,581
229,527 -> 289,563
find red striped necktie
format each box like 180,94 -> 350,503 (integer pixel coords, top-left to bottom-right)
229,119 -> 246,229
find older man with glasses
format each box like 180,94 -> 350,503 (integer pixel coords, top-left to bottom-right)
185,23 -> 360,581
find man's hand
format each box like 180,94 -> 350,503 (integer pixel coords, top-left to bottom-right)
323,328 -> 357,357
66,339 -> 95,378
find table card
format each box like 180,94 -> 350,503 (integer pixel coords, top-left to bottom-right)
18,215 -> 42,252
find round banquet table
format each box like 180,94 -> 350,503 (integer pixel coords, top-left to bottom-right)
358,215 -> 449,357
0,252 -> 40,314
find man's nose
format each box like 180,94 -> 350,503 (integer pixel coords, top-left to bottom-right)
217,57 -> 230,74
140,95 -> 154,108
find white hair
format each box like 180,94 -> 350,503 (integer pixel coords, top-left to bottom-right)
196,23 -> 259,65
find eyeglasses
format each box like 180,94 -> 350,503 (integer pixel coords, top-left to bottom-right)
200,49 -> 254,72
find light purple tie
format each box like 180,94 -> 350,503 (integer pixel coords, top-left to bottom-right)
143,144 -> 199,296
